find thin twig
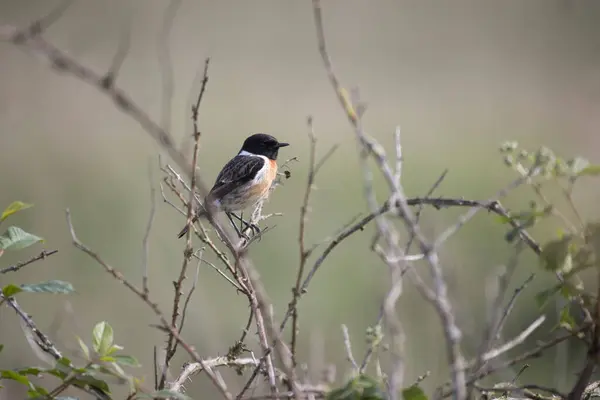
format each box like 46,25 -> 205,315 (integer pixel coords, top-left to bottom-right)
495,273 -> 536,342
238,307 -> 255,345
141,164 -> 156,297
0,249 -> 58,274
341,324 -> 359,372
476,315 -> 546,364
178,254 -> 202,336
434,166 -> 541,249
161,58 -> 210,389
191,251 -> 243,292
169,356 -> 294,394
2,295 -> 63,360
102,8 -> 132,88
292,116 -> 318,367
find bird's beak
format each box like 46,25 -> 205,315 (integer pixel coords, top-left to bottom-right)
277,142 -> 289,148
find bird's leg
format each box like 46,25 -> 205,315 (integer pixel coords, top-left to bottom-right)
239,211 -> 245,234
226,212 -> 245,238
228,212 -> 261,237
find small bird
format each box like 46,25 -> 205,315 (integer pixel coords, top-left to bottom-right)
177,133 -> 289,239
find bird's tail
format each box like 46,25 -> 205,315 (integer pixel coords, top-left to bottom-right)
176,218 -> 195,239
176,209 -> 208,239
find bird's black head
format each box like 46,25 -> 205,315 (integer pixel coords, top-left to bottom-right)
239,133 -> 289,160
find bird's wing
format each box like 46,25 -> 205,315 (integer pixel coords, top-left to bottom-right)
208,155 -> 265,199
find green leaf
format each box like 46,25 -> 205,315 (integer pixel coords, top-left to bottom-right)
1,370 -> 30,385
0,344 -> 4,353
403,385 -> 428,400
106,344 -> 124,355
20,280 -> 74,294
15,367 -> 42,376
0,226 -> 43,251
77,336 -> 90,360
578,164 -> 600,177
559,306 -> 576,330
2,284 -> 22,297
110,361 -> 126,378
150,390 -> 193,400
540,236 -> 573,272
27,383 -> 49,396
92,321 -> 114,356
1,201 -> 33,222
114,354 -> 140,367
71,375 -> 110,396
56,357 -> 73,368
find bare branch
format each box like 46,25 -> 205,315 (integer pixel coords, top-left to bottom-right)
0,249 -> 58,274
141,163 -> 157,296
1,295 -> 63,361
434,166 -> 541,249
178,253 -> 202,338
102,8 -> 132,88
383,269 -> 406,396
161,59 -> 210,388
494,273 -> 535,342
341,324 -> 359,373
477,315 -> 546,364
169,356 -> 303,394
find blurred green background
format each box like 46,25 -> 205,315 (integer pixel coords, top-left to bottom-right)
2,0 -> 600,398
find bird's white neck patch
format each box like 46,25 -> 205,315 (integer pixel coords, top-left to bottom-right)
239,150 -> 258,157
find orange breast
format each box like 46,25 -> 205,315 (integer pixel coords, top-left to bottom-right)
247,159 -> 278,200
268,159 -> 278,181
